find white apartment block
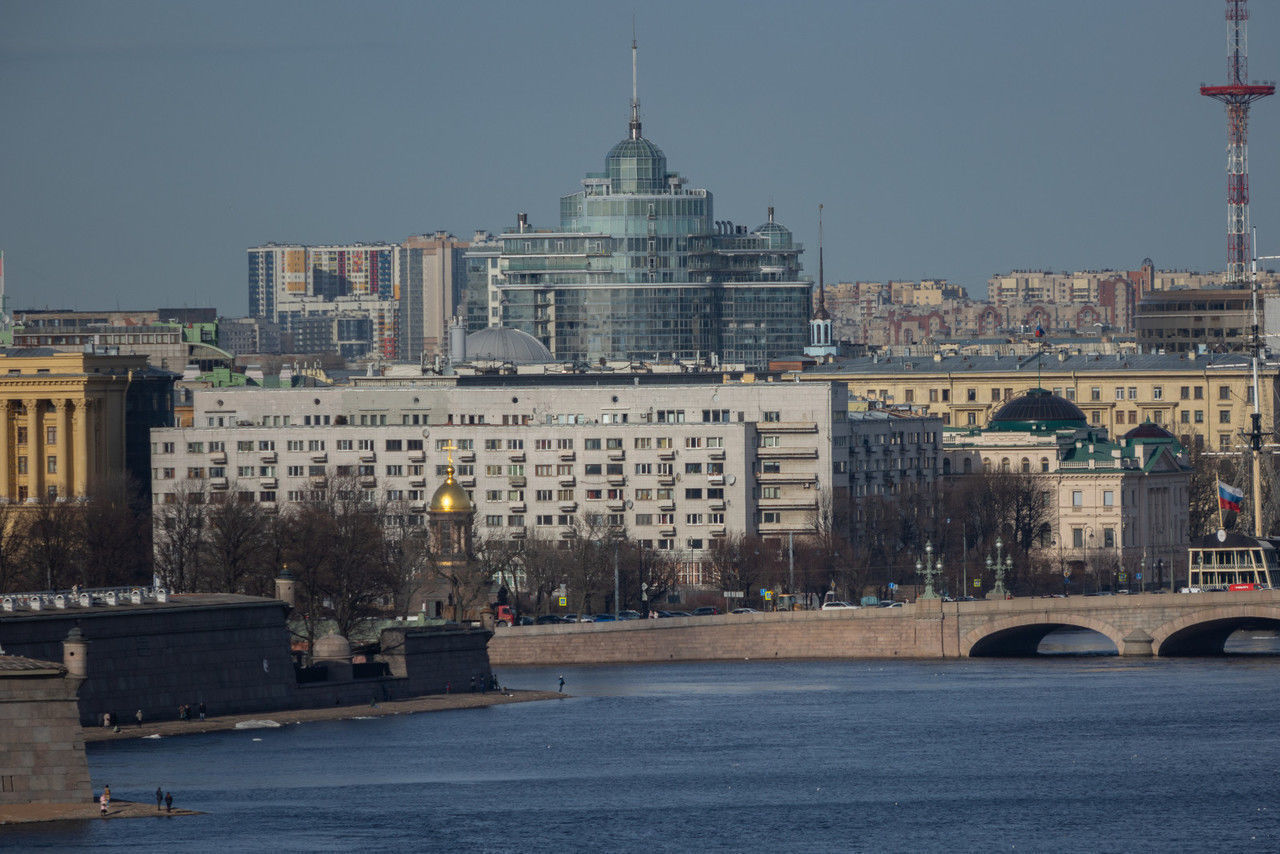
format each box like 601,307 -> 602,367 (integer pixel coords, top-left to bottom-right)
151,380 -> 942,586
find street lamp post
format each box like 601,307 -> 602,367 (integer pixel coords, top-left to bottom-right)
920,540 -> 939,600
987,536 -> 1007,600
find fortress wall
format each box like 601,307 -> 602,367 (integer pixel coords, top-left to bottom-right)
0,600 -> 297,725
0,665 -> 92,806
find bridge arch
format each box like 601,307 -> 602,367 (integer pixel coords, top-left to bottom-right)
1152,604 -> 1280,656
962,613 -> 1125,657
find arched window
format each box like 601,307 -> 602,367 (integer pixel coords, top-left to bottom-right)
963,458 -> 972,474
1000,458 -> 1011,473
1040,457 -> 1050,472
942,458 -> 952,475
1020,457 -> 1031,473
982,458 -> 991,472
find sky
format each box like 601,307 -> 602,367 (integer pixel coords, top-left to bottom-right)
2,0 -> 1279,315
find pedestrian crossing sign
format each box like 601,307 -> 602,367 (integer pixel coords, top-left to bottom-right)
558,596 -> 566,606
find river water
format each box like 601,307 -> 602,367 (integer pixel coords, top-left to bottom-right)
5,630 -> 1280,853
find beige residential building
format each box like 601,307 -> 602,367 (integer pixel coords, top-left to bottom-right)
151,374 -> 942,587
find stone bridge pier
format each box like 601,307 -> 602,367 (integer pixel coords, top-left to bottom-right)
945,589 -> 1280,657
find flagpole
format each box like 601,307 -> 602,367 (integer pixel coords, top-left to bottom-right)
1217,481 -> 1226,532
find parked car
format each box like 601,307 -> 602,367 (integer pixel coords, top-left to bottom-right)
516,616 -> 535,626
879,601 -> 904,608
691,606 -> 720,616
534,614 -> 567,624
616,610 -> 643,620
592,613 -> 617,622
659,610 -> 693,618
730,607 -> 760,614
820,601 -> 859,610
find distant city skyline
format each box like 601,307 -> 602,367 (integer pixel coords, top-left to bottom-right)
2,0 -> 1278,313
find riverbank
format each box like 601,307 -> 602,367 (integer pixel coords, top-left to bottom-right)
0,799 -> 202,825
83,689 -> 564,743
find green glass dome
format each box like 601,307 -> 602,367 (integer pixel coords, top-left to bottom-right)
986,388 -> 1087,432
754,221 -> 793,250
606,136 -> 667,193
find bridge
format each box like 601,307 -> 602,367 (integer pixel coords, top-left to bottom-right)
487,589 -> 1280,665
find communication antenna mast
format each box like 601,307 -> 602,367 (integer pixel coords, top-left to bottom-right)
1201,0 -> 1274,285
629,23 -> 641,140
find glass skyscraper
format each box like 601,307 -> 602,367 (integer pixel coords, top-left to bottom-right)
497,64 -> 810,366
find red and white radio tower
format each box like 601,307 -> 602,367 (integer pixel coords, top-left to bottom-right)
1201,0 -> 1274,285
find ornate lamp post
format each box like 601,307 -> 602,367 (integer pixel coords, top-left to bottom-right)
986,536 -> 1008,600
920,540 -> 940,600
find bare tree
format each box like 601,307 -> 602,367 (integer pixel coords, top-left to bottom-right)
24,500 -> 80,592
200,483 -> 271,593
0,501 -> 32,594
152,484 -> 207,592
80,475 -> 150,588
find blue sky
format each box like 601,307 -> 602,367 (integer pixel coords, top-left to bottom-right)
2,0 -> 1277,313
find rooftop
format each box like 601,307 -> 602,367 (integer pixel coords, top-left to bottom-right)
802,352 -> 1257,376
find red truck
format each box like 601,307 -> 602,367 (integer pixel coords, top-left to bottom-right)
494,605 -> 517,626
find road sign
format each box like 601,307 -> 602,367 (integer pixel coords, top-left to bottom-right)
1136,573 -> 1143,580
558,596 -> 567,607
723,590 -> 744,598
759,588 -> 768,596
1119,573 -> 1128,582
888,582 -> 897,590
763,591 -> 773,600
1062,567 -> 1072,578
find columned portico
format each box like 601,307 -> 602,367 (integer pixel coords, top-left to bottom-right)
25,398 -> 43,501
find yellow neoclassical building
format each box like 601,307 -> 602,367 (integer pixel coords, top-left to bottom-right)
0,350 -> 156,502
796,352 -> 1269,454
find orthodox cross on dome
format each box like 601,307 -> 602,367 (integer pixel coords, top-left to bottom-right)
444,441 -> 456,480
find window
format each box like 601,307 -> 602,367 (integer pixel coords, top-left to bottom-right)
1220,385 -> 1231,401
1072,528 -> 1084,548
535,439 -> 552,450
1194,386 -> 1204,400
407,439 -> 422,451
685,437 -> 704,449
485,465 -> 503,476
385,439 -> 402,451
1040,458 -> 1050,473
584,438 -> 602,450
1153,386 -> 1163,400
1090,387 -> 1101,401
1180,386 -> 1190,400
536,515 -> 554,526
606,463 -> 623,476
763,411 -> 781,422
287,440 -> 304,451
336,439 -> 353,451
586,489 -> 603,499
685,514 -> 703,525
606,438 -> 622,449
1072,490 -> 1083,507
634,463 -> 652,475
1103,490 -> 1114,507
634,437 -> 652,449
1219,410 -> 1231,424
656,409 -> 685,423
707,488 -> 723,500
584,463 -> 602,475
1195,410 -> 1204,424
485,515 -> 503,527
1115,388 -> 1125,401
761,511 -> 781,524
1103,528 -> 1115,548
507,464 -> 524,477
535,464 -> 553,476
761,486 -> 781,499
386,465 -> 403,477
186,442 -> 204,453
684,462 -> 703,474
1180,411 -> 1191,424
311,465 -> 328,476
259,465 -> 276,477
187,467 -> 205,479
707,436 -> 723,448
535,489 -> 552,501
236,441 -> 253,452
759,435 -> 779,448
635,513 -> 653,526
46,456 -> 56,474
702,409 -> 730,422
508,489 -> 524,501
484,439 -> 501,451
556,488 -> 574,501
358,439 -> 373,451
684,488 -> 703,500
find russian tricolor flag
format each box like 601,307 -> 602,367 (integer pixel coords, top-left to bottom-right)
1218,481 -> 1244,513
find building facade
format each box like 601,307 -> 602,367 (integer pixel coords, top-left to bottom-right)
798,352 -> 1270,453
150,378 -> 942,586
943,391 -> 1191,590
491,57 -> 810,365
0,350 -> 173,502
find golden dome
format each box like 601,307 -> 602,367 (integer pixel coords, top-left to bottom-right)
429,467 -> 474,514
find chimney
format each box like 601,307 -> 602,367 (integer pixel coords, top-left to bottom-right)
517,212 -> 528,234
275,565 -> 297,608
63,626 -> 89,682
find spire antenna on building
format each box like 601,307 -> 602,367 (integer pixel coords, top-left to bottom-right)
629,28 -> 642,140
1201,0 -> 1273,285
818,203 -> 826,316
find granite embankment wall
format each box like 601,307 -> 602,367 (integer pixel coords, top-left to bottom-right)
489,609 -> 943,666
489,590 -> 1280,664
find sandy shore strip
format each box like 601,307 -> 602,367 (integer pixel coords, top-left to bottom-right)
83,689 -> 565,743
0,800 -> 202,826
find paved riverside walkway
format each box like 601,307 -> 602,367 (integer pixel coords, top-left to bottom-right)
83,689 -> 564,744
0,800 -> 202,825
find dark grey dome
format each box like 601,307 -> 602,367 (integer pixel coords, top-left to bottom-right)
465,327 -> 554,364
987,388 -> 1087,432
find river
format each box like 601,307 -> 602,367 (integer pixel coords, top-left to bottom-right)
5,630 -> 1279,852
